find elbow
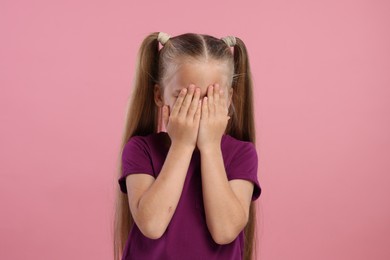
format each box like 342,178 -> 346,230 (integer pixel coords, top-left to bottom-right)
137,220 -> 166,240
209,217 -> 249,245
212,235 -> 234,245
142,229 -> 164,240
210,229 -> 238,245
140,224 -> 164,239
138,223 -> 164,240
209,224 -> 245,245
132,201 -> 167,240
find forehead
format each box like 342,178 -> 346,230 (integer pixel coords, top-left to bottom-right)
165,60 -> 232,92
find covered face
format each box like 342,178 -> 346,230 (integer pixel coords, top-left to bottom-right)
154,59 -> 233,111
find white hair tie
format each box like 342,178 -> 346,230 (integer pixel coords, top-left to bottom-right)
221,36 -> 236,47
158,32 -> 171,46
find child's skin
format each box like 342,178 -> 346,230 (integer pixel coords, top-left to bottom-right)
125,60 -> 254,245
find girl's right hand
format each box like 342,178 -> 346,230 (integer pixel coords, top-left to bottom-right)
162,84 -> 201,150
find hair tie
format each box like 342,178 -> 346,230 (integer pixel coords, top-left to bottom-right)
221,36 -> 236,47
158,32 -> 171,46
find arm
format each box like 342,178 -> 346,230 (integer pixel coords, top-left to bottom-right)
196,83 -> 254,244
126,143 -> 194,239
199,145 -> 254,245
126,85 -> 201,239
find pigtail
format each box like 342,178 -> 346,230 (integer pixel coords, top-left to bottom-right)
227,37 -> 256,144
124,32 -> 160,138
113,32 -> 160,260
231,37 -> 258,260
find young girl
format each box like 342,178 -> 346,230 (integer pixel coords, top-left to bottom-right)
113,32 -> 262,260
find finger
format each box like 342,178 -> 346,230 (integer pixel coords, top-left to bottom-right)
201,96 -> 208,120
187,87 -> 200,119
214,83 -> 220,107
207,85 -> 214,116
194,99 -> 201,124
162,105 -> 169,130
179,84 -> 195,117
220,88 -> 229,115
171,88 -> 187,117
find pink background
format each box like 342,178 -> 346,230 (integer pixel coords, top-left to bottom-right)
1,0 -> 389,259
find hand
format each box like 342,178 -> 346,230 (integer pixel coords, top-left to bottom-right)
197,83 -> 230,151
162,84 -> 202,150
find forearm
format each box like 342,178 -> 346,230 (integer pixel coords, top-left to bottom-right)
138,143 -> 193,238
200,145 -> 247,244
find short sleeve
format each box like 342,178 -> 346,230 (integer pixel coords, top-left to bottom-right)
227,142 -> 262,201
118,136 -> 155,194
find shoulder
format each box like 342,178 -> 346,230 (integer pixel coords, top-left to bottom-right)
221,134 -> 257,155
123,132 -> 162,154
123,134 -> 148,152
124,132 -> 164,146
221,134 -> 261,199
221,134 -> 258,168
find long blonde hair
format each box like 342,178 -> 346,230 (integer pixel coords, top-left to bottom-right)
113,32 -> 258,259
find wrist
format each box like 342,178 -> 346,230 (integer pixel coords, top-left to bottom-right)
170,141 -> 195,154
198,143 -> 221,154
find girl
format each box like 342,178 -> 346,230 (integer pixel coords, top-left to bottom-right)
113,32 -> 262,260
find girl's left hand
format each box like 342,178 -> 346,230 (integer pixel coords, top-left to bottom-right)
197,83 -> 230,151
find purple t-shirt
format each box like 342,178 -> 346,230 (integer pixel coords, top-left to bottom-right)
118,132 -> 262,260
